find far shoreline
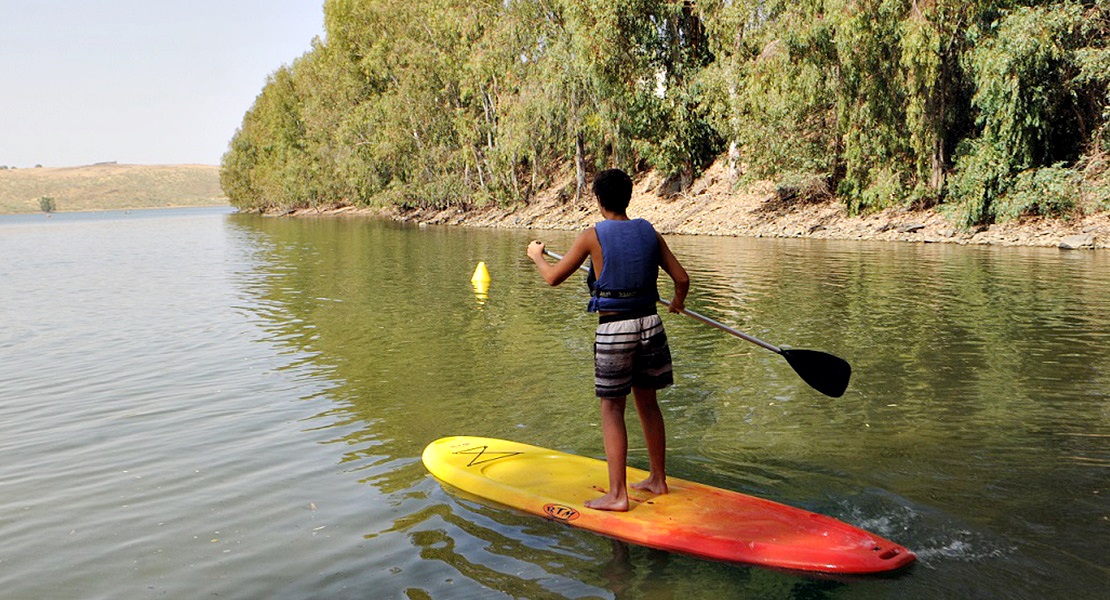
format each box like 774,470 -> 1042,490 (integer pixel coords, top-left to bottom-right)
267,162 -> 1108,251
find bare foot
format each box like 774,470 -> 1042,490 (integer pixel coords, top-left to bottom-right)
631,475 -> 668,495
584,488 -> 629,512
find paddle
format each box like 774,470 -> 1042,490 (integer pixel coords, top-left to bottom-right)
542,248 -> 852,397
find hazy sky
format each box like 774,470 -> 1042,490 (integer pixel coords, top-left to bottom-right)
0,1 -> 324,168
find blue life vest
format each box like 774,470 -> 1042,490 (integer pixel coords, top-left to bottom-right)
587,219 -> 660,313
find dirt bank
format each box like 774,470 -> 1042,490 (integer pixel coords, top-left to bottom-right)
283,160 -> 1108,249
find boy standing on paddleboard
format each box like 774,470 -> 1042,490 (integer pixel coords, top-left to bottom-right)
527,168 -> 689,512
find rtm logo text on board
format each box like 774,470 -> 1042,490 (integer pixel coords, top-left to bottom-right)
543,504 -> 580,522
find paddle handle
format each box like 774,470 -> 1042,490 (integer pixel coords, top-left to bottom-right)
541,248 -> 783,354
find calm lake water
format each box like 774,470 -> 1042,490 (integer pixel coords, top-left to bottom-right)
1,206 -> 1106,599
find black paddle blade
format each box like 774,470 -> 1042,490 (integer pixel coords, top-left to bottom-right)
780,349 -> 852,398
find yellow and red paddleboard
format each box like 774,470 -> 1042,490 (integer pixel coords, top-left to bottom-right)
422,436 -> 915,574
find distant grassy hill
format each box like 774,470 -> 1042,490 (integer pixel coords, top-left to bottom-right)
0,163 -> 227,214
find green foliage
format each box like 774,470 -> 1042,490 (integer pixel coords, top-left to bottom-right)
950,2 -> 1107,226
968,4 -> 1086,168
858,167 -> 907,212
38,196 -> 56,213
827,0 -> 914,210
896,0 -> 988,206
947,137 -> 1010,226
703,0 -> 840,187
220,65 -> 313,211
995,163 -> 1079,221
221,0 -> 1110,222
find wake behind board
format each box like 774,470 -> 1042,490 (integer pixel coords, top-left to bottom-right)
422,436 -> 915,574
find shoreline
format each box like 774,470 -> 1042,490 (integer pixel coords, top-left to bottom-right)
276,161 -> 1108,250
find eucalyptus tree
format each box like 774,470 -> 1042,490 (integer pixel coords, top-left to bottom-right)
493,0 -> 598,201
699,0 -> 846,199
566,0 -> 721,190
951,1 -> 1110,225
221,64 -> 310,211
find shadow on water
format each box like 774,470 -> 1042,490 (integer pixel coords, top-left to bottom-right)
228,214 -> 1109,599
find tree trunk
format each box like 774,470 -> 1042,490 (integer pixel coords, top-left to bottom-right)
728,141 -> 740,182
575,131 -> 587,202
931,137 -> 945,192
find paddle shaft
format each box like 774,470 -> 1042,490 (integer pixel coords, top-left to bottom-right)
542,248 -> 782,354
539,246 -> 851,397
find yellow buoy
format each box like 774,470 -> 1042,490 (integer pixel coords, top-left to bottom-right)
472,280 -> 489,302
471,261 -> 491,284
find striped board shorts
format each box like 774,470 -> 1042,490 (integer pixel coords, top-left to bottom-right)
594,313 -> 674,398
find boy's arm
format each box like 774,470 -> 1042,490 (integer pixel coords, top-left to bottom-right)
527,228 -> 598,286
657,234 -> 689,313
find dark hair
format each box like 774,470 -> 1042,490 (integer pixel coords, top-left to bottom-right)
592,169 -> 633,213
